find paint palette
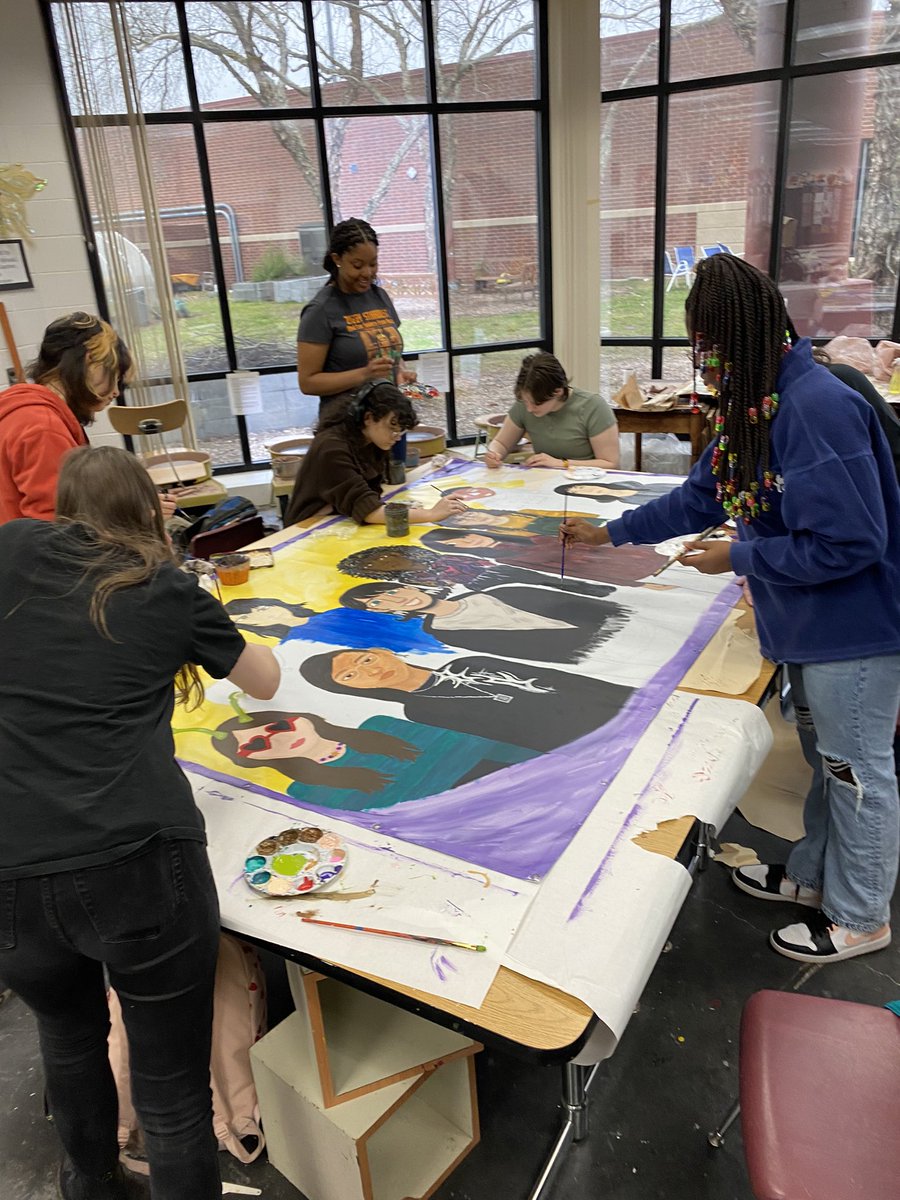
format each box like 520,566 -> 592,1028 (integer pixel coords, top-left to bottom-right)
244,827 -> 348,897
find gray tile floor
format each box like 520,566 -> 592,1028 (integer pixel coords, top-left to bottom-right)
2,808 -> 898,1200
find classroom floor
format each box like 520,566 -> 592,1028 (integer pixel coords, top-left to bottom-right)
2,806 -> 898,1200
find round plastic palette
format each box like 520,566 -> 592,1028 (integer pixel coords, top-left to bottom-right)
243,827 -> 347,897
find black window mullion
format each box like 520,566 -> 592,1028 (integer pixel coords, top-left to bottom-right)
174,0 -> 251,465
536,0 -> 552,353
768,0 -> 798,284
650,1 -> 672,379
421,0 -> 457,442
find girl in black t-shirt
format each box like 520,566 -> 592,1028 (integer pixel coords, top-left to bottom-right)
0,446 -> 279,1200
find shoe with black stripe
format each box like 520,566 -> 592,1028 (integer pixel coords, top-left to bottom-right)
732,863 -> 821,907
770,909 -> 892,963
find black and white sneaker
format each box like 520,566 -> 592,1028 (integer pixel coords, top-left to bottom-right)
770,909 -> 892,963
732,863 -> 821,908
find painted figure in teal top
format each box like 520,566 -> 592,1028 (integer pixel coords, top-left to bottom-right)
212,710 -> 535,810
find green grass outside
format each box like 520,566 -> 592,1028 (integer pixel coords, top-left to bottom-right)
139,278 -> 689,374
602,277 -> 693,338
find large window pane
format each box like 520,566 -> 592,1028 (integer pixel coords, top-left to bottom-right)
433,1 -> 536,101
313,1 -> 426,104
599,346 -> 653,401
55,2 -> 189,114
440,112 -> 541,347
670,1 -> 786,83
322,114 -> 439,345
794,0 -> 898,66
600,2 -> 660,91
664,82 -> 780,335
186,1 -> 312,109
453,347 -> 541,439
205,120 -> 325,369
601,98 -> 656,337
780,68 -> 898,339
77,125 -> 230,377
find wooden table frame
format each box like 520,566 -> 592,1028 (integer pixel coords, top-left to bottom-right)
614,406 -> 712,470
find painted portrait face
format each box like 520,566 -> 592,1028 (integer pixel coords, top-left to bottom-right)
361,586 -> 433,613
236,603 -> 306,628
449,511 -> 506,527
234,716 -> 320,761
445,486 -> 495,500
568,484 -> 637,498
331,648 -> 419,690
332,239 -> 378,293
444,533 -> 497,548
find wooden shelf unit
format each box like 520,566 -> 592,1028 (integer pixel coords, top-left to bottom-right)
250,965 -> 481,1200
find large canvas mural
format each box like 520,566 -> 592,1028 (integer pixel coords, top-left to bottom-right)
176,463 -> 740,882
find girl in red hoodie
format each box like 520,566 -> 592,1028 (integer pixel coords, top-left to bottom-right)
0,312 -> 130,523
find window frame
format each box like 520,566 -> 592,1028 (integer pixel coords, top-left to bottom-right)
41,0 -> 553,470
601,0 -> 900,380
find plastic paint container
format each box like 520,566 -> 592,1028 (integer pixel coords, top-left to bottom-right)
215,553 -> 251,585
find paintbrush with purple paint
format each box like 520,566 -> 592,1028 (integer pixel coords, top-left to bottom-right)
560,492 -> 568,578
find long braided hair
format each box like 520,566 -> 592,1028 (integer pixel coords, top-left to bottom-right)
685,254 -> 794,522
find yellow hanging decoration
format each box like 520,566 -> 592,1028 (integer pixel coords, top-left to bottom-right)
0,164 -> 48,241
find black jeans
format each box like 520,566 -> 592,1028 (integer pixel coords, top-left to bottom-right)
0,838 -> 221,1200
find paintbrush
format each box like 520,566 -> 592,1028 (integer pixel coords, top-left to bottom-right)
432,482 -> 467,510
560,491 -> 569,579
650,525 -> 722,578
300,915 -> 486,952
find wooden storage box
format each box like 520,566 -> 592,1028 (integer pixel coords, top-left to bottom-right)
287,965 -> 478,1108
251,1009 -> 480,1200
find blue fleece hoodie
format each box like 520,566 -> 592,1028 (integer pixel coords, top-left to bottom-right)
607,339 -> 900,664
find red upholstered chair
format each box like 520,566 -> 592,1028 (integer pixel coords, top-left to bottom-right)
738,989 -> 900,1200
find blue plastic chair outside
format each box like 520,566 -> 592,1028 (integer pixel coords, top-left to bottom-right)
666,246 -> 695,290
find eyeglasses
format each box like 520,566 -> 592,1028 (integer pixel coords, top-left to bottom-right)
237,718 -> 295,757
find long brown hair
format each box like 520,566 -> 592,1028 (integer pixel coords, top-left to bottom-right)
29,312 -> 133,425
55,445 -> 203,709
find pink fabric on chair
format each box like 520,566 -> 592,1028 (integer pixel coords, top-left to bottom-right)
740,989 -> 900,1200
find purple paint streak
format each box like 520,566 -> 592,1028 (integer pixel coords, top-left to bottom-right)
568,698 -> 700,920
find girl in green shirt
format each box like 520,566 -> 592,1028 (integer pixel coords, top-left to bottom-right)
485,352 -> 620,470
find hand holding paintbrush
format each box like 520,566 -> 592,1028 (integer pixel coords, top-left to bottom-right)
651,525 -> 732,577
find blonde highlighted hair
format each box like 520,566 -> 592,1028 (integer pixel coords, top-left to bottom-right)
29,312 -> 133,424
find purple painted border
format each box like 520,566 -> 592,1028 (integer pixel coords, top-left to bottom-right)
182,586 -> 736,882
567,698 -> 700,920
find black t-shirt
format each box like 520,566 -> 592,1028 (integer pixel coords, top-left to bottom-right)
0,520 -> 246,878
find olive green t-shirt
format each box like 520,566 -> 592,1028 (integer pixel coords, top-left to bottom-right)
507,385 -> 616,460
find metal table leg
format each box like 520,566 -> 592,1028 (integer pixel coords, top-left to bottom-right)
527,1060 -> 601,1200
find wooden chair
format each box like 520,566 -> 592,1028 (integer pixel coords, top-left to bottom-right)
107,399 -> 227,510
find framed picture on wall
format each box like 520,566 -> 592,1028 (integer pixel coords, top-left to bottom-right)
0,239 -> 34,291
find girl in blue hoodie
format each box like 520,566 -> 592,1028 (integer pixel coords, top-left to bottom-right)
563,253 -> 900,964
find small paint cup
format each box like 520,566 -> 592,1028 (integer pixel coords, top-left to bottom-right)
388,458 -> 406,485
384,501 -> 410,538
215,553 -> 250,585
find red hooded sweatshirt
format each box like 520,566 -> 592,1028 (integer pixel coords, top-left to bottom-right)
0,383 -> 88,523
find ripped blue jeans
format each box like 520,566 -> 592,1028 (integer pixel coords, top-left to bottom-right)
786,656 -> 900,931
